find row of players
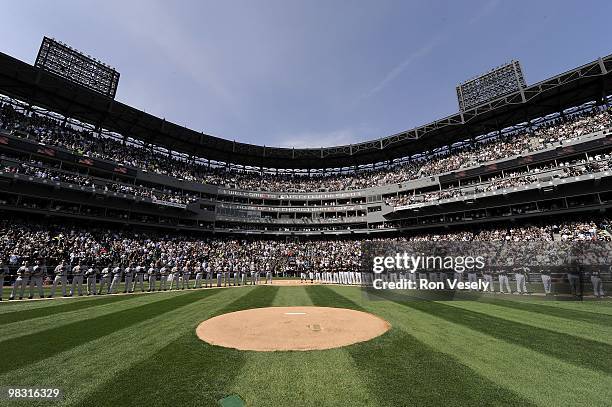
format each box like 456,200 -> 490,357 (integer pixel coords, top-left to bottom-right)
0,259 -> 363,300
378,267 -> 607,297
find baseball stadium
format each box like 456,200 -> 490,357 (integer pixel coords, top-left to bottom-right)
1,2 -> 611,406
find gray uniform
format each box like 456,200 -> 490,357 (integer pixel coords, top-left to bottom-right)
51,263 -> 69,297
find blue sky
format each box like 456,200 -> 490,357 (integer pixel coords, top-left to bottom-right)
1,1 -> 610,148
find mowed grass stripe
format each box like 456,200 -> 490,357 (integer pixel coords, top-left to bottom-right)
446,301 -> 612,345
270,285 -> 314,306
0,286 -> 248,407
0,293 -> 175,342
389,297 -> 612,375
228,286 -> 377,407
76,286 -> 279,407
306,286 -> 534,406
0,289 -> 219,375
0,294 -> 138,325
229,347 -> 377,407
478,297 -> 612,326
335,287 -> 612,406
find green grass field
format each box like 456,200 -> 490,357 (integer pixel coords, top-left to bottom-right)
0,285 -> 610,406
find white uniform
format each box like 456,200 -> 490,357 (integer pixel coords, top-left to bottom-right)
109,266 -> 122,294
193,265 -> 203,289
483,271 -> 495,292
265,263 -> 273,284
170,266 -> 181,290
590,268 -> 605,297
203,261 -> 212,287
467,272 -> 478,290
182,266 -> 191,289
514,267 -> 528,294
10,264 -> 30,300
29,264 -> 45,299
70,265 -> 84,296
148,266 -> 158,291
85,267 -> 97,295
124,267 -> 134,293
498,271 -> 511,294
159,266 -> 168,291
133,266 -> 146,292
98,267 -> 112,294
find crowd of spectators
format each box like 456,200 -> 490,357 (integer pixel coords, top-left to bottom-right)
387,152 -> 612,207
1,159 -> 199,205
1,101 -> 610,193
1,217 -> 610,275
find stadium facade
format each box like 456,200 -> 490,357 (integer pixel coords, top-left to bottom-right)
0,50 -> 611,237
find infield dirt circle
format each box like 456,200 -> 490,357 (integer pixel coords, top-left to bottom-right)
195,306 -> 391,351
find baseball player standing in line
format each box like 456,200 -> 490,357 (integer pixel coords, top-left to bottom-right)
159,264 -> 168,291
70,262 -> 84,297
428,269 -> 438,284
134,264 -> 146,292
182,262 -> 191,289
10,260 -> 30,300
265,262 -> 273,284
147,262 -> 157,292
567,263 -> 582,298
85,264 -> 97,295
0,258 -> 7,301
49,260 -> 68,298
498,266 -> 511,294
170,264 -> 181,290
541,266 -> 553,295
590,266 -> 605,298
514,265 -> 529,295
467,269 -> 478,291
453,269 -> 463,284
240,263 -> 247,286
29,259 -> 46,299
123,265 -> 134,293
232,263 -> 240,286
109,263 -> 123,294
482,268 -> 495,293
205,261 -> 213,288
98,263 -> 112,295
217,265 -> 223,287
193,262 -> 203,289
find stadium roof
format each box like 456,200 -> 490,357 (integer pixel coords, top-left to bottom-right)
0,51 -> 611,169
